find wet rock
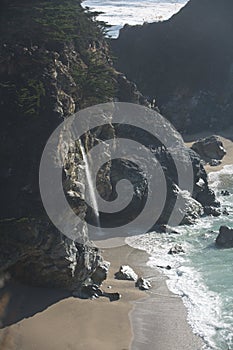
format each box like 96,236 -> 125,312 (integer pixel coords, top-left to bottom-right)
135,277 -> 151,290
195,187 -> 220,208
91,261 -> 110,286
115,265 -> 138,281
216,226 -> 233,248
177,189 -> 203,225
191,136 -> 226,162
73,284 -> 104,299
108,292 -> 121,302
159,224 -> 179,234
209,159 -> 221,167
221,190 -> 230,196
157,265 -> 172,270
223,208 -> 229,216
168,244 -> 185,255
204,206 -> 221,217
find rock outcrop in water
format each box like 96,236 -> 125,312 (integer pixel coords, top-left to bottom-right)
0,0 -> 219,290
110,0 -> 233,133
216,226 -> 233,248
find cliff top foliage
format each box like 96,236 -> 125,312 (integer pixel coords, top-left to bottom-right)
0,0 -> 109,51
0,0 -> 118,219
0,0 -> 116,114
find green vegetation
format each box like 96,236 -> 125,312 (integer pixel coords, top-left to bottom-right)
0,0 -> 116,114
71,51 -> 116,107
17,80 -> 45,116
0,0 -> 109,51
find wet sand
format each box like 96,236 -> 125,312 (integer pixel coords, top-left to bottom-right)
1,130 -> 232,350
0,245 -> 203,350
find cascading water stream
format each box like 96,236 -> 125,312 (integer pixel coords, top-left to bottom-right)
79,141 -> 101,229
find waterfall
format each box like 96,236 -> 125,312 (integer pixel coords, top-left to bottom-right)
79,141 -> 100,228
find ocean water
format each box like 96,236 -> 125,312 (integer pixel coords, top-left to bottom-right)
83,0 -> 189,37
81,1 -> 232,348
127,165 -> 233,350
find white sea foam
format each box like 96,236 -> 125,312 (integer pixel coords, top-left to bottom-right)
127,211 -> 233,350
208,165 -> 233,191
83,0 -> 189,37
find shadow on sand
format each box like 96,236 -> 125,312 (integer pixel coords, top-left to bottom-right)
0,281 -> 70,328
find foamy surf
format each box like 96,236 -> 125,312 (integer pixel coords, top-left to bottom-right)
127,164 -> 233,350
83,0 -> 188,37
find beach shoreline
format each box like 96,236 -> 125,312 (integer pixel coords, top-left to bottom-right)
0,132 -> 232,350
0,244 -> 204,350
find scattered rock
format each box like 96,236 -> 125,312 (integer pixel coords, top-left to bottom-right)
191,136 -> 226,162
159,224 -> 179,234
221,190 -> 230,196
223,208 -> 229,216
135,277 -> 151,290
91,261 -> 110,286
209,159 -> 221,167
168,244 -> 185,255
115,265 -> 138,281
108,292 -> 121,302
73,284 -> 103,299
157,265 -> 172,270
216,226 -> 233,248
204,206 -> 221,217
207,230 -> 216,234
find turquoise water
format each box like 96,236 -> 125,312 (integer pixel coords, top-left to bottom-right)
82,2 -> 232,347
127,165 -> 233,350
83,0 -> 189,37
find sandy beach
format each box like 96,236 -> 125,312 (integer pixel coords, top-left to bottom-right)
0,131 -> 232,350
0,244 -> 203,350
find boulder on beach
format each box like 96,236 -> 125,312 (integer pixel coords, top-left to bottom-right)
216,226 -> 233,248
135,277 -> 151,290
191,136 -> 226,162
91,261 -> 110,286
115,265 -> 138,281
73,284 -> 103,299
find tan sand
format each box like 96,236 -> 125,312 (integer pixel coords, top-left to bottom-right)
0,245 -> 144,350
3,130 -> 232,350
184,128 -> 233,172
0,244 -> 204,350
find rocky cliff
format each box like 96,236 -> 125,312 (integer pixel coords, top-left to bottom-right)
0,0 -> 218,290
111,0 -> 233,134
0,0 -> 144,290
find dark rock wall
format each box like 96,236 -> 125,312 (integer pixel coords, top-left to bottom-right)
0,0 -> 219,290
0,0 -> 149,289
111,0 -> 233,133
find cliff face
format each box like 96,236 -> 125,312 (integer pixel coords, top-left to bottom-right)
0,0 -> 149,289
0,0 -> 218,290
111,0 -> 233,133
